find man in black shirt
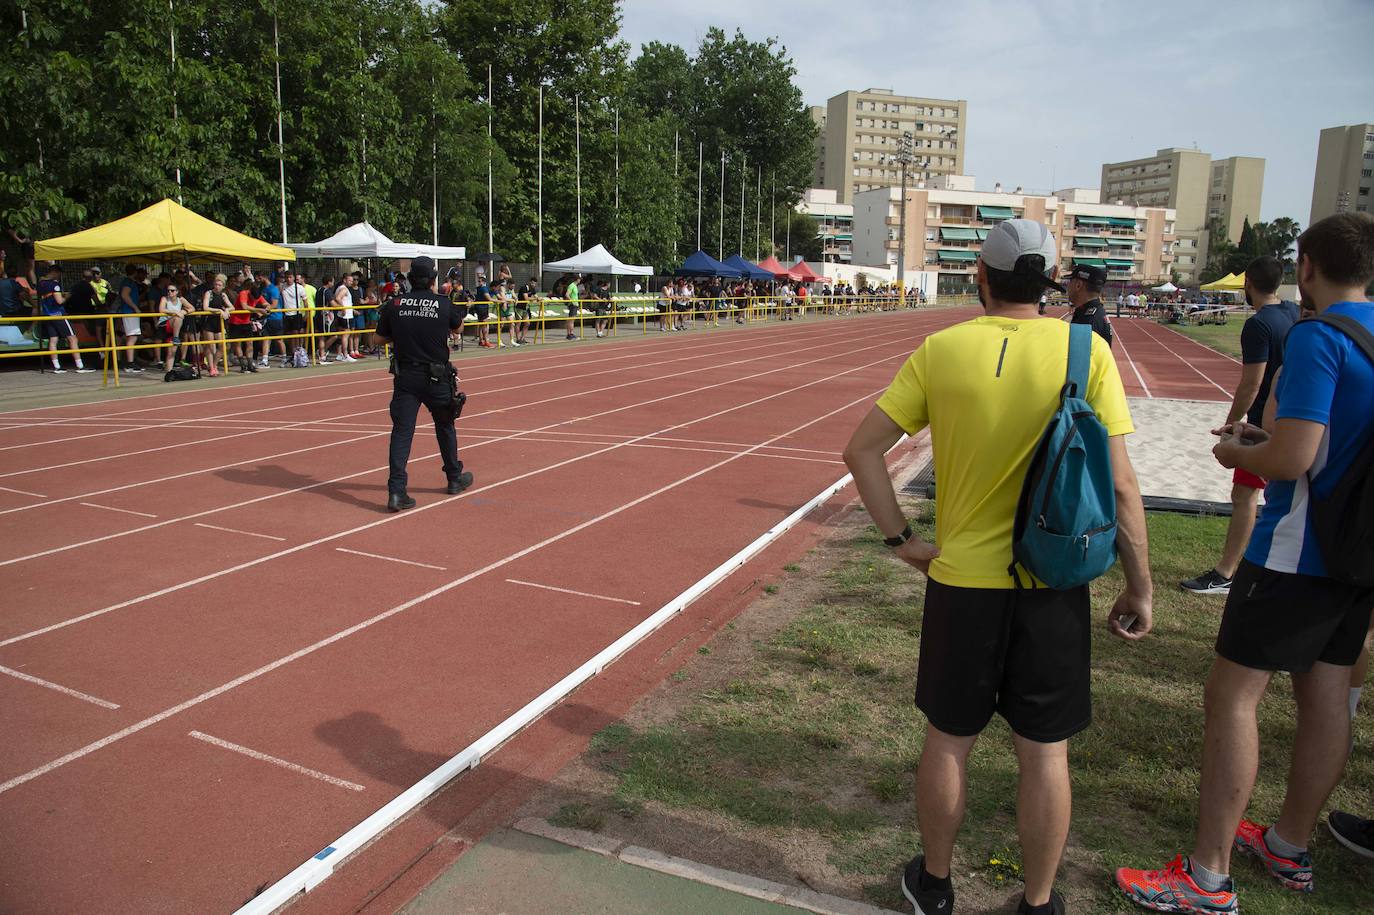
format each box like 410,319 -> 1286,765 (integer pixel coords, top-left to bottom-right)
1066,264 -> 1113,346
1180,256 -> 1298,594
373,256 -> 473,512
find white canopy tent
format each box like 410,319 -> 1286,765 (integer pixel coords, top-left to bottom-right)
544,243 -> 652,276
289,222 -> 465,260
1151,281 -> 1179,292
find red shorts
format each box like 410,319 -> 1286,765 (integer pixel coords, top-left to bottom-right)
1233,467 -> 1267,490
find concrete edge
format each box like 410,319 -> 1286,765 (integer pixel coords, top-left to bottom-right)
513,818 -> 903,915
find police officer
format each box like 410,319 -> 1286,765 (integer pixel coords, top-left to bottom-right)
1066,263 -> 1114,347
373,256 -> 473,512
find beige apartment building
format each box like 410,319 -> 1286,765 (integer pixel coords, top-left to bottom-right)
809,106 -> 827,188
1309,123 -> 1374,224
852,177 -> 1176,295
820,88 -> 967,205
796,188 -> 854,264
1100,147 -> 1263,283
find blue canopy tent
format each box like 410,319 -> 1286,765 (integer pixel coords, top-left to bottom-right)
722,254 -> 775,282
675,249 -> 742,278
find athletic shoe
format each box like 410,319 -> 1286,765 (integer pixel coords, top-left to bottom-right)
565,334 -> 576,340
1115,855 -> 1237,913
510,339 -> 521,347
900,856 -> 954,915
259,357 -> 269,367
340,354 -> 356,363
124,365 -> 143,374
50,368 -> 67,374
1234,819 -> 1312,891
1180,569 -> 1232,594
1328,810 -> 1374,859
1016,889 -> 1065,914
75,367 -> 95,373
446,471 -> 474,494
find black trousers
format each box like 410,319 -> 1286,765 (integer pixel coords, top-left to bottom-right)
387,368 -> 462,495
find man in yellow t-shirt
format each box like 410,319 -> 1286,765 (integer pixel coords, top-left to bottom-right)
843,219 -> 1154,915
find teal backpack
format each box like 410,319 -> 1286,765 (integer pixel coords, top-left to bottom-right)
1009,323 -> 1118,589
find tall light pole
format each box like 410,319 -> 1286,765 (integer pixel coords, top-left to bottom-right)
894,130 -> 914,306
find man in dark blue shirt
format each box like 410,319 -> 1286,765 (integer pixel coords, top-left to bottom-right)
1181,256 -> 1298,594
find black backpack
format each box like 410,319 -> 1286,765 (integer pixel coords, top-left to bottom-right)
1308,313 -> 1374,586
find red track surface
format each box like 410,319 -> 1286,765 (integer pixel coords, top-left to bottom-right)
0,309 -> 1234,913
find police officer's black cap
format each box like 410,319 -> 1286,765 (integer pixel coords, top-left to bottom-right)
1068,264 -> 1107,288
409,256 -> 437,282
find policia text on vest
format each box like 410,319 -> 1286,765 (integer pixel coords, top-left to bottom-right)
372,256 -> 474,512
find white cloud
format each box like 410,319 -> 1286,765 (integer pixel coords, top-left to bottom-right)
620,0 -> 1374,225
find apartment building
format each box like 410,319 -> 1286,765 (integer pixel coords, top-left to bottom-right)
1099,147 -> 1263,283
852,177 -> 1176,295
796,188 -> 854,264
820,88 -> 967,205
1309,123 -> 1374,224
809,106 -> 827,188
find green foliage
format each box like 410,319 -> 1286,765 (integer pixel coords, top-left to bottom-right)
1201,215 -> 1303,283
3,1 -> 811,272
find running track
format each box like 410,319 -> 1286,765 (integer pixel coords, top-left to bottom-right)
0,310 -> 1234,913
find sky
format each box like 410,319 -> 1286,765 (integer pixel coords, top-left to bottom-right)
619,0 -> 1374,226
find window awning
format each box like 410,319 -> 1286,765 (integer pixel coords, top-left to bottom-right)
975,229 -> 990,240
938,249 -> 978,262
1106,237 -> 1136,246
940,227 -> 979,241
1075,216 -> 1110,226
977,206 -> 1016,219
1075,236 -> 1109,248
1072,258 -> 1107,267
1104,258 -> 1134,267
1108,217 -> 1137,227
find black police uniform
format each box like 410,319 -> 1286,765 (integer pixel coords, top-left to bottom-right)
1071,298 -> 1113,347
375,259 -> 470,510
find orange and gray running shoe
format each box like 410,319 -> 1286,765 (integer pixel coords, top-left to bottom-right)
1115,855 -> 1238,913
1233,818 -> 1313,892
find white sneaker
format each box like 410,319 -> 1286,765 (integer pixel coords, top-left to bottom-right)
51,367 -> 67,374
510,339 -> 521,347
75,367 -> 95,373
340,354 -> 356,363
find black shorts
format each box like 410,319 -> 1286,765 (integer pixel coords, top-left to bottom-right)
566,303 -> 579,318
40,318 -> 73,339
915,579 -> 1092,743
1215,560 -> 1374,672
227,322 -> 256,340
472,304 -> 491,322
591,302 -> 609,316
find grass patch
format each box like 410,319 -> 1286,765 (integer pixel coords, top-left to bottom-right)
1164,318 -> 1244,358
763,584 -> 779,595
784,563 -> 801,573
550,802 -> 606,832
591,503 -> 1373,913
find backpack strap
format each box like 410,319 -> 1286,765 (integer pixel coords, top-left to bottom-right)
1313,313 -> 1374,366
1063,322 -> 1092,400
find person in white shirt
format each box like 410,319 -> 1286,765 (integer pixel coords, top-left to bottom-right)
158,282 -> 191,374
279,270 -> 308,364
1125,292 -> 1139,315
332,275 -> 357,362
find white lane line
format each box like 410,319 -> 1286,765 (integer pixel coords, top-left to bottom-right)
0,357 -> 907,796
0,322 -> 820,477
194,523 -> 287,542
0,484 -> 45,498
188,731 -> 365,792
0,664 -> 120,709
79,502 -> 157,519
0,318 -> 929,567
1129,320 -> 1233,398
334,548 -> 447,571
505,579 -> 642,606
1113,330 -> 1153,399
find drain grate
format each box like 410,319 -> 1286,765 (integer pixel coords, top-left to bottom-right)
900,459 -> 936,499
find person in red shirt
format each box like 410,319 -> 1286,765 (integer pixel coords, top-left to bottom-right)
229,278 -> 265,372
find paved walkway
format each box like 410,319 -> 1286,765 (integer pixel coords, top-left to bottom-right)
1125,396 -> 1234,505
401,827 -> 845,915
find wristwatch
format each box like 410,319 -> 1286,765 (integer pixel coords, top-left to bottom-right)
883,524 -> 913,548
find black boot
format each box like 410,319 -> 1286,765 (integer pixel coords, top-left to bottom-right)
446,471 -> 474,494
387,492 -> 416,512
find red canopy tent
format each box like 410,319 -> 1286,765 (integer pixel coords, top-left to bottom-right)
786,260 -> 821,283
755,255 -> 791,279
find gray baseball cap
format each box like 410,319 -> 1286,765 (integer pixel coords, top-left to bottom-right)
980,219 -> 1064,292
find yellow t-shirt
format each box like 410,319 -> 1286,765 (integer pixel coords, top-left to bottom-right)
876,315 -> 1134,589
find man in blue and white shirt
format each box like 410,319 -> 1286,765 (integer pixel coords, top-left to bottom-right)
1118,212 -> 1374,913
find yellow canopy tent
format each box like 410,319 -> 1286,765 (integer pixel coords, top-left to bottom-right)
34,198 -> 294,264
1201,272 -> 1245,291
